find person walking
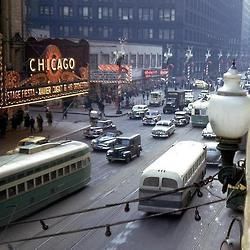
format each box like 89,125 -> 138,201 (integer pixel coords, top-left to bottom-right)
46,110 -> 53,126
36,114 -> 43,132
24,112 -> 30,129
30,116 -> 35,133
63,106 -> 68,119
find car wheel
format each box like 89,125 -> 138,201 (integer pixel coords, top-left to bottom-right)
108,159 -> 113,163
125,155 -> 131,163
137,150 -> 141,157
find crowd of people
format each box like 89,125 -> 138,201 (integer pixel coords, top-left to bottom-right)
0,108 -> 53,137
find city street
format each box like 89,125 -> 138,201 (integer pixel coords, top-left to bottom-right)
0,104 -> 243,250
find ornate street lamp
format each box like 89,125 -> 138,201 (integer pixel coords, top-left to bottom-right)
163,46 -> 173,92
205,49 -> 211,80
113,38 -> 126,114
185,47 -> 193,89
208,60 -> 250,210
218,50 -> 223,77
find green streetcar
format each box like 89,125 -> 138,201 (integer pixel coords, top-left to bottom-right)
0,140 -> 91,227
191,99 -> 209,128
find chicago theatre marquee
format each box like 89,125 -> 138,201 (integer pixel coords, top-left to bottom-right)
0,36 -> 90,109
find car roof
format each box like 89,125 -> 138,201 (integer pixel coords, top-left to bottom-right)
156,120 -> 171,125
117,134 -> 140,139
205,142 -> 218,149
19,136 -> 47,143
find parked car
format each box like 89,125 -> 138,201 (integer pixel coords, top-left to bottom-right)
202,122 -> 216,139
91,130 -> 122,151
84,120 -> 116,138
198,90 -> 210,100
106,134 -> 142,163
151,120 -> 175,138
172,111 -> 190,126
205,142 -> 221,167
142,110 -> 161,125
128,104 -> 148,119
6,136 -> 49,154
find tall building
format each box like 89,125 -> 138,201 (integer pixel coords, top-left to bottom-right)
25,0 -> 243,80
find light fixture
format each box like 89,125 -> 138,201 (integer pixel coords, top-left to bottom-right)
208,60 -> 250,210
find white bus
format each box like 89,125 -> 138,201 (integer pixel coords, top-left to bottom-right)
0,140 -> 91,227
191,99 -> 209,127
149,91 -> 164,106
138,141 -> 206,214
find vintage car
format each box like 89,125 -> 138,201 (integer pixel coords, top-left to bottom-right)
202,122 -> 216,139
84,120 -> 116,138
91,130 -> 122,151
106,134 -> 142,163
205,142 -> 221,167
172,111 -> 190,126
128,104 -> 149,119
151,120 -> 175,138
6,136 -> 49,154
142,110 -> 161,125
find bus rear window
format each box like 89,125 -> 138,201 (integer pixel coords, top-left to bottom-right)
162,178 -> 178,189
143,177 -> 159,187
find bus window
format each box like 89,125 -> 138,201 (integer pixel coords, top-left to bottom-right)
51,171 -> 56,180
8,186 -> 16,197
27,179 -> 34,190
58,168 -> 64,177
0,190 -> 6,201
35,176 -> 42,186
162,178 -> 177,189
71,163 -> 77,172
64,166 -> 70,174
77,161 -> 82,169
143,177 -> 159,187
194,109 -> 200,115
43,174 -> 50,183
17,183 -> 25,193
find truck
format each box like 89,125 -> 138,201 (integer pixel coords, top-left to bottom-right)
163,90 -> 185,114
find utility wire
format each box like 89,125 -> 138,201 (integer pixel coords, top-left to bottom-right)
0,198 -> 226,246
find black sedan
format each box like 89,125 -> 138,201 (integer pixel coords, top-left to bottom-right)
91,130 -> 122,151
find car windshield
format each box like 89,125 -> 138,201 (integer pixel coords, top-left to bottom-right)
157,121 -> 170,126
116,138 -> 130,146
105,132 -> 115,137
146,111 -> 158,116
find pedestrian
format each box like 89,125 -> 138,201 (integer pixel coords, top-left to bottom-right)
63,106 -> 68,119
36,114 -> 43,132
30,116 -> 35,133
24,112 -> 30,129
46,110 -> 53,126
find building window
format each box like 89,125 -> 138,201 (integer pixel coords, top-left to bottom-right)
118,7 -> 133,20
90,54 -> 98,69
98,26 -> 113,39
98,7 -> 113,19
145,55 -> 150,68
101,54 -> 110,64
59,25 -> 74,37
139,28 -> 154,40
118,27 -> 132,40
79,26 -> 93,37
159,29 -> 174,40
159,8 -> 175,21
151,55 -> 156,68
157,54 -> 162,67
138,54 -> 143,68
79,6 -> 92,19
138,8 -> 154,21
59,6 -> 73,17
40,5 -> 54,16
130,54 -> 136,68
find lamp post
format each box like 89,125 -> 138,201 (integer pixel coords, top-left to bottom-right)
113,38 -> 126,114
185,47 -> 193,89
163,46 -> 173,93
218,50 -> 223,77
205,49 -> 211,80
208,60 -> 250,210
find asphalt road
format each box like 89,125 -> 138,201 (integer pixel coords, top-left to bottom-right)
0,109 -> 243,250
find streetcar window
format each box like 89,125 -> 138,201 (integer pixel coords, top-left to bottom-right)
0,180 -> 6,186
58,168 -> 64,176
8,186 -> 17,197
35,176 -> 42,186
77,161 -> 82,169
27,179 -> 34,190
64,166 -> 70,174
17,183 -> 25,193
162,178 -> 178,189
51,171 -> 57,180
0,190 -> 7,201
143,177 -> 159,187
43,173 -> 50,183
71,163 -> 77,172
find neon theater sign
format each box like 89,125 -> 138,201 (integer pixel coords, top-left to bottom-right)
1,42 -> 90,108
